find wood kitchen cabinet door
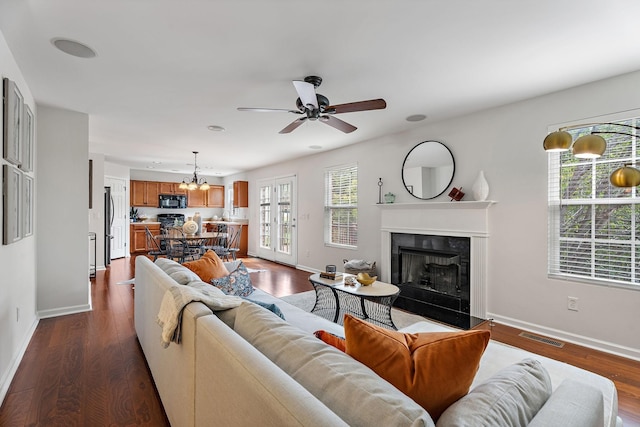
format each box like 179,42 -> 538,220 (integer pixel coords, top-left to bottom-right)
233,181 -> 249,208
208,185 -> 224,207
131,181 -> 160,207
188,189 -> 207,207
159,182 -> 174,195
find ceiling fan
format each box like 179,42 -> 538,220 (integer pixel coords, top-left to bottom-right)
237,76 -> 386,134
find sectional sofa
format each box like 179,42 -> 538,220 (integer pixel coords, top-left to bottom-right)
134,255 -> 621,426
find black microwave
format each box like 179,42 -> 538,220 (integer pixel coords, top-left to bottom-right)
159,194 -> 187,209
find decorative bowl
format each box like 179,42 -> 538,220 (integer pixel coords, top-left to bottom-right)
356,272 -> 377,286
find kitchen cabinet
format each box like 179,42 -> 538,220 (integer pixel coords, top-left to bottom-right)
131,180 -> 160,207
159,182 -> 187,195
188,185 -> 224,208
233,181 -> 249,208
130,223 -> 161,254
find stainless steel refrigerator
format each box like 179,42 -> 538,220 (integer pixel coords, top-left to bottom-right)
104,186 -> 114,266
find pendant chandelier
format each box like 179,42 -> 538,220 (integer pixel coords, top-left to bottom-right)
179,151 -> 210,191
543,122 -> 640,188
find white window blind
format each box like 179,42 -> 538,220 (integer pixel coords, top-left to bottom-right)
325,163 -> 358,248
548,118 -> 640,288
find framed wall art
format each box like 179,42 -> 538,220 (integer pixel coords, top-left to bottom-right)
3,78 -> 24,166
3,164 -> 23,245
23,174 -> 34,237
22,103 -> 34,172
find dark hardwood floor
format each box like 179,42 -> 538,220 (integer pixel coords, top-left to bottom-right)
1,255 -> 638,426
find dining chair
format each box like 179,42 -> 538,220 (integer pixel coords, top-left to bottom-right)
164,226 -> 200,263
216,225 -> 241,261
145,226 -> 165,261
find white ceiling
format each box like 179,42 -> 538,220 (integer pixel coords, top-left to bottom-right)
2,0 -> 640,177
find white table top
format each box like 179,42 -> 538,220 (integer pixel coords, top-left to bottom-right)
309,273 -> 399,297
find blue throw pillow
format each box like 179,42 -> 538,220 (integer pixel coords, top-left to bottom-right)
211,261 -> 254,297
243,298 -> 286,320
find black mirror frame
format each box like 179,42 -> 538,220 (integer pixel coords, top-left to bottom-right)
401,140 -> 455,200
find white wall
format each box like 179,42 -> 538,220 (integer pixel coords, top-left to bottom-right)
36,105 -> 90,318
0,30 -> 38,403
241,71 -> 640,359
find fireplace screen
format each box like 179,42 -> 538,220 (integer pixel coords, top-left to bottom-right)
401,250 -> 461,296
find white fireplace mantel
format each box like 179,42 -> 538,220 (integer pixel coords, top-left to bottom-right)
379,200 -> 496,319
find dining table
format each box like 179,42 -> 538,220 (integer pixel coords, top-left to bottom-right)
154,231 -> 228,261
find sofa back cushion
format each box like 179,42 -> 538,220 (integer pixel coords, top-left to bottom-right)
233,302 -> 435,427
436,358 -> 552,427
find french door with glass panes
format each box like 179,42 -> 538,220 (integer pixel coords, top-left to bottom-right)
257,176 -> 297,266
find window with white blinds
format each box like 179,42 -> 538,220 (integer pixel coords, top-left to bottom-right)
325,163 -> 358,248
548,118 -> 640,289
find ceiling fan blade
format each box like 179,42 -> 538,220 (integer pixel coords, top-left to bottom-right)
321,115 -> 357,133
237,107 -> 301,114
279,117 -> 307,134
326,98 -> 387,114
293,80 -> 318,109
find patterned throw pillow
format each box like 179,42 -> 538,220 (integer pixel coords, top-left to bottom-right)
211,261 -> 254,297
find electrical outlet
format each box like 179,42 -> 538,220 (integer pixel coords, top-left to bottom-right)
567,296 -> 579,311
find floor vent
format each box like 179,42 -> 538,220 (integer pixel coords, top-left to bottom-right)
518,332 -> 565,348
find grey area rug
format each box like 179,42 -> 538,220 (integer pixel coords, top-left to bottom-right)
280,290 -> 432,330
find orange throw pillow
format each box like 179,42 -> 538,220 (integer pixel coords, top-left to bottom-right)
182,251 -> 229,283
202,250 -> 230,278
343,314 -> 490,420
313,330 -> 347,352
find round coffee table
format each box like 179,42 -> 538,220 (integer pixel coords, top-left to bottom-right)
308,273 -> 400,329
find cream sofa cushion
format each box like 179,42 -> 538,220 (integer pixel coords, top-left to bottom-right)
233,302 -> 435,427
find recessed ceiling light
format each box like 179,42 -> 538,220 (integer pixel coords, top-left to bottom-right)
146,166 -> 155,169
309,145 -> 323,150
406,114 -> 427,122
51,38 -> 96,58
152,161 -> 162,164
207,125 -> 225,132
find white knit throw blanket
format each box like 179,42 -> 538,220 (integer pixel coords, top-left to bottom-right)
157,281 -> 243,348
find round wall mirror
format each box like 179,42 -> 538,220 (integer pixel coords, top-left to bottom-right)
402,140 -> 455,200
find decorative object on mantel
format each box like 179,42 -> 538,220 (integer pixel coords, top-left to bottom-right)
384,192 -> 396,203
377,178 -> 383,204
543,122 -> 640,187
472,170 -> 489,201
179,151 -> 211,191
448,187 -> 465,201
402,140 -> 455,200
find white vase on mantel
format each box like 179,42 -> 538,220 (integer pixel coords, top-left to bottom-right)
472,170 -> 489,201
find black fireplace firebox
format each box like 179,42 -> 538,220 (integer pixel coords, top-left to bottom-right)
391,233 -> 483,329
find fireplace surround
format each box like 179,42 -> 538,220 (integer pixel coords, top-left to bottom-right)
379,201 -> 495,329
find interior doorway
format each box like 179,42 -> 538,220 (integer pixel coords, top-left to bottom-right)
105,176 -> 128,260
256,175 -> 297,266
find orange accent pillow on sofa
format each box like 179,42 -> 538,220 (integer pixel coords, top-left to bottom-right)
182,250 -> 229,283
313,330 -> 347,352
343,314 -> 490,420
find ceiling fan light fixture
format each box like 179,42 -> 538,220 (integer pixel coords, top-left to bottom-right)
572,134 -> 606,159
543,131 -> 572,152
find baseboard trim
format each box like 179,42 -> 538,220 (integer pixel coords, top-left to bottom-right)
294,264 -> 318,274
0,316 -> 39,404
38,303 -> 92,319
489,313 -> 640,362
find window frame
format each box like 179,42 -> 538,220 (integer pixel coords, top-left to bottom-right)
547,111 -> 640,291
324,163 -> 358,249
